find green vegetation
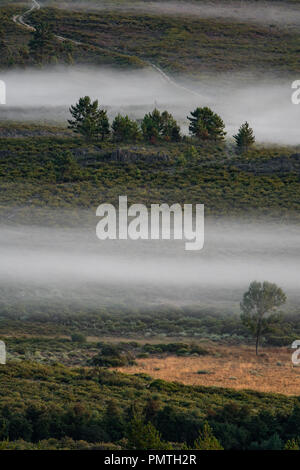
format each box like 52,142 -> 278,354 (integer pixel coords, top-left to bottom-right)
1,303 -> 299,351
241,281 -> 287,355
193,422 -> 223,450
0,6 -> 146,69
112,114 -> 141,143
0,361 -> 300,449
284,438 -> 300,450
28,22 -> 57,62
233,121 -> 256,154
68,96 -> 110,142
66,97 -> 245,147
1,3 -> 300,74
71,333 -> 86,343
28,7 -> 300,76
141,109 -> 181,143
188,107 -> 226,141
0,126 -> 299,221
3,337 -> 209,367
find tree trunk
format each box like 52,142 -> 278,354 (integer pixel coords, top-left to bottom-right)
255,332 -> 259,356
256,319 -> 262,356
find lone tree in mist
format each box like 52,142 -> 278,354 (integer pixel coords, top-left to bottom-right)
240,281 -> 286,355
187,107 -> 226,141
233,121 -> 255,153
68,96 -> 110,142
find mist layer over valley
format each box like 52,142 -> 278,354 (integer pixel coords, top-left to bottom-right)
0,219 -> 299,313
0,1 -> 299,320
1,66 -> 300,144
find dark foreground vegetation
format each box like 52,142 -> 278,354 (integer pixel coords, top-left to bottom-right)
1,361 -> 300,449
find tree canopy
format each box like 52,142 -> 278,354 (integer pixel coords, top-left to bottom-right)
68,96 -> 110,142
240,281 -> 286,355
187,107 -> 226,141
141,109 -> 181,143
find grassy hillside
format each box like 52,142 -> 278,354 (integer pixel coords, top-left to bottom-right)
1,3 -> 300,75
0,5 -> 146,69
0,128 -> 299,221
30,7 -> 300,76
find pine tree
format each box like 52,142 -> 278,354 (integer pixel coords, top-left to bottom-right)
233,121 -> 255,153
112,114 -> 141,142
284,438 -> 300,450
127,416 -> 166,450
141,108 -> 163,143
160,111 -> 181,142
68,96 -> 110,142
193,422 -> 223,450
187,107 -> 226,141
141,109 -> 181,143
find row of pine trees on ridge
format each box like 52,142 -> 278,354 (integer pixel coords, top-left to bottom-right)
68,96 -> 255,153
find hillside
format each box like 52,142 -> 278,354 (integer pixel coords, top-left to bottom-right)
0,0 -> 300,453
1,1 -> 300,76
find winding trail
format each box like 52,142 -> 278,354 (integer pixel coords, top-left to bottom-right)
12,0 -> 40,32
12,0 -> 201,98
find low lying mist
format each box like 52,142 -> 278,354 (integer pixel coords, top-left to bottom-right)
0,218 -> 299,311
1,66 -> 300,144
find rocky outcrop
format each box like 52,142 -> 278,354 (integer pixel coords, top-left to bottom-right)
109,148 -> 171,163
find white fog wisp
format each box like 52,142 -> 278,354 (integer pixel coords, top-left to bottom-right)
0,220 -> 299,308
1,66 -> 300,144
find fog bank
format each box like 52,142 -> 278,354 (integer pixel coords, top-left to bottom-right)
0,219 -> 299,309
1,66 -> 300,144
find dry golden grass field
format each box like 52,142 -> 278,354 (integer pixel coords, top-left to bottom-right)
118,344 -> 300,396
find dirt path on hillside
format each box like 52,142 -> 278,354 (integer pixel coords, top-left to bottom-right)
12,0 -> 201,97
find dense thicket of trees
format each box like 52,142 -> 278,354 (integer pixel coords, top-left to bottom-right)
0,379 -> 300,450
